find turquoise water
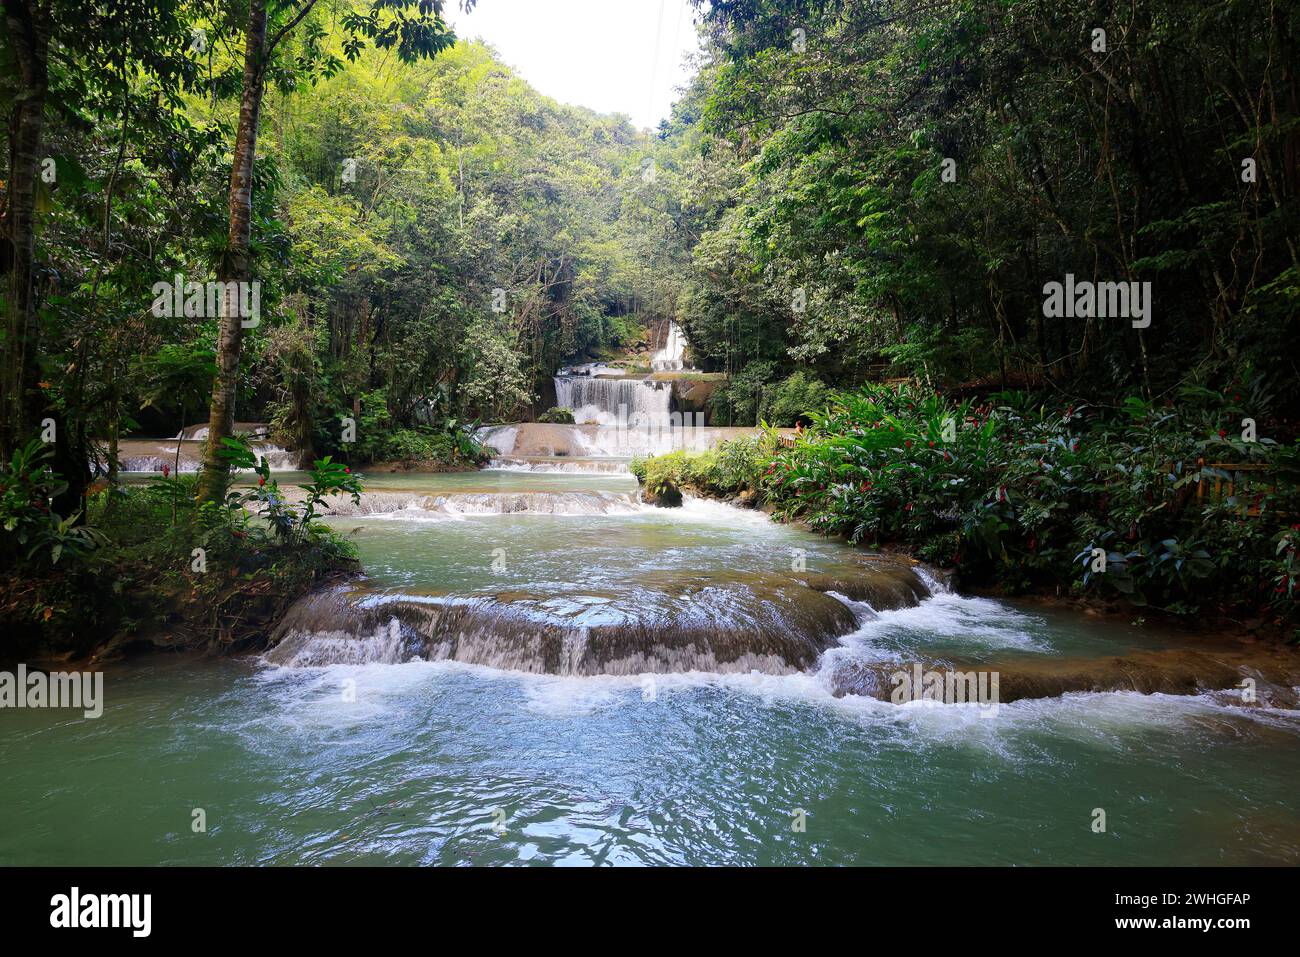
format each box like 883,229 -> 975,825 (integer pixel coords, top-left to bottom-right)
2,469 -> 1298,865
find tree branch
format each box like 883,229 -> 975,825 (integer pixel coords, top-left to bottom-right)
264,0 -> 321,66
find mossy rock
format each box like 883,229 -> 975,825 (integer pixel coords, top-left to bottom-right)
642,481 -> 683,508
537,407 -> 575,424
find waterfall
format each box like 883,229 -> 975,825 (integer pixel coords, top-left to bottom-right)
262,489 -> 644,517
651,321 -> 686,371
266,573 -> 879,675
115,439 -> 296,472
553,374 -> 672,425
551,323 -> 690,424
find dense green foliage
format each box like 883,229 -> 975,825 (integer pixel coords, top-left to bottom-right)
4,1 -> 1297,644
537,407 -> 576,425
3,10 -> 670,494
631,0 -> 1300,625
9,1 -> 1294,444
0,437 -> 360,656
640,382 -> 1300,627
0,441 -> 106,568
637,0 -> 1299,423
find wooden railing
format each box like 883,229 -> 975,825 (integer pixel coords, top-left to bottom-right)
1195,460 -> 1275,516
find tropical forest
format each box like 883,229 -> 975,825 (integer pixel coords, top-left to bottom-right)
1,0 -> 1299,874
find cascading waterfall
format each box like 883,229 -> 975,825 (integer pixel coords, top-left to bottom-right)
552,375 -> 672,426
266,564 -> 924,675
651,320 -> 686,371
113,422 -> 294,473
552,321 -> 691,426
116,440 -> 296,472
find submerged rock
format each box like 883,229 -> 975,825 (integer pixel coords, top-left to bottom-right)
640,482 -> 682,508
827,648 -> 1300,705
267,564 -> 930,675
798,560 -> 929,609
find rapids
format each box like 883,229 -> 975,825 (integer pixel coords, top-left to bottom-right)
3,465 -> 1298,865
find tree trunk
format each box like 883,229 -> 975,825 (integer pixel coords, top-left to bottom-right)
196,0 -> 268,503
0,0 -> 49,461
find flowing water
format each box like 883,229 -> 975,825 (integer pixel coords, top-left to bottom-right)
3,466 -> 1299,865
651,320 -> 687,371
553,322 -> 691,425
553,372 -> 673,426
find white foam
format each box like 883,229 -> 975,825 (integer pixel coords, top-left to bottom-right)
651,320 -> 687,372
645,494 -> 778,527
250,646 -> 1300,764
836,591 -> 1052,655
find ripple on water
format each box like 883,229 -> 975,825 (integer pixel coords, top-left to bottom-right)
236,659 -> 1300,864
5,470 -> 1299,865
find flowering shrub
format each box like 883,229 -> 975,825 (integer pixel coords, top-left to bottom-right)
219,437 -> 362,544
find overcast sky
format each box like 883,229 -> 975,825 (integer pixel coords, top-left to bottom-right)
447,0 -> 703,130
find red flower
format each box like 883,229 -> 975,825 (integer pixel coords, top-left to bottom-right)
1218,429 -> 1227,438
258,476 -> 266,487
344,467 -> 351,474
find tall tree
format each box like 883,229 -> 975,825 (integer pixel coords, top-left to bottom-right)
1,0 -> 51,460
196,0 -> 471,503
2,0 -> 192,479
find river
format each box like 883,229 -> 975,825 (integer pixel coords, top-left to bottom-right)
2,465 -> 1298,865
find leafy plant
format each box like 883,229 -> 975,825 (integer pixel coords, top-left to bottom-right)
219,435 -> 363,544
0,440 -> 105,568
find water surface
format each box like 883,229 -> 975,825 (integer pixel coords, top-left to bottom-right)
3,469 -> 1297,865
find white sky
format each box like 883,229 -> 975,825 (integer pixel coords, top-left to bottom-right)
447,0 -> 702,130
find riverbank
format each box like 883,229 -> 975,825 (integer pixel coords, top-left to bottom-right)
643,473 -> 1298,649
0,472 -> 360,665
630,382 -> 1300,643
6,458 -> 1300,868
0,550 -> 359,667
